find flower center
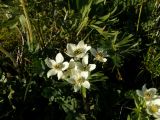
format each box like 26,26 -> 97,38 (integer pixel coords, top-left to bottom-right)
144,91 -> 152,100
54,63 -> 63,70
75,77 -> 85,85
74,48 -> 83,56
96,52 -> 104,60
82,65 -> 88,71
149,104 -> 159,113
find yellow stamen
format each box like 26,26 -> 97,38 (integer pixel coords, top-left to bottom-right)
150,104 -> 158,113
144,91 -> 152,100
74,48 -> 83,56
75,77 -> 84,85
54,64 -> 63,70
96,52 -> 104,61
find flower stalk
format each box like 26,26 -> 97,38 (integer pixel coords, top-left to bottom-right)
81,87 -> 88,112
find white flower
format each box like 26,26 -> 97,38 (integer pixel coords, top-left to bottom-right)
146,98 -> 160,118
90,48 -> 108,62
67,70 -> 90,92
45,53 -> 69,79
66,40 -> 91,59
76,54 -> 96,78
62,59 -> 76,79
136,84 -> 157,101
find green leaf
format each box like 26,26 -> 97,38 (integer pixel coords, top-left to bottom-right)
80,0 -> 92,19
127,115 -> 132,120
76,17 -> 89,36
94,0 -> 105,5
0,46 -> 17,67
111,55 -> 123,67
99,6 -> 117,22
94,20 -> 103,25
0,16 -> 19,29
8,86 -> 15,100
116,34 -> 133,47
90,24 -> 115,38
19,15 -> 27,33
89,72 -> 108,83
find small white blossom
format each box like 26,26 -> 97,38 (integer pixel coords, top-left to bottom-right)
146,98 -> 160,118
76,54 -> 96,78
67,70 -> 90,92
136,84 -> 157,101
90,48 -> 108,62
45,53 -> 69,79
66,40 -> 91,59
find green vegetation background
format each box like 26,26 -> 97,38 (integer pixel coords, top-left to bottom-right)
0,0 -> 159,119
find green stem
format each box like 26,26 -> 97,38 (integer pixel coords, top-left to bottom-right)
81,87 -> 88,112
24,80 -> 32,102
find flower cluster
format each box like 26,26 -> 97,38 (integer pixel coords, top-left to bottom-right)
136,84 -> 160,119
45,40 -> 108,92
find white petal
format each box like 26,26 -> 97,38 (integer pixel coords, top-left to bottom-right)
82,81 -> 90,89
76,52 -> 86,59
61,71 -> 68,80
76,62 -> 83,71
89,64 -> 96,71
57,71 -> 63,80
77,40 -> 85,48
90,48 -> 97,56
103,58 -> 107,62
82,54 -> 88,65
62,62 -> 69,71
86,46 -> 91,51
148,88 -> 157,95
66,44 -> 76,57
70,69 -> 79,77
45,58 -> 56,68
47,69 -> 57,78
81,71 -> 89,79
74,85 -> 80,92
66,77 -> 75,84
69,59 -> 75,69
56,53 -> 64,63
154,110 -> 160,118
153,98 -> 160,105
146,106 -> 153,115
136,90 -> 144,97
142,84 -> 147,92
146,101 -> 151,106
